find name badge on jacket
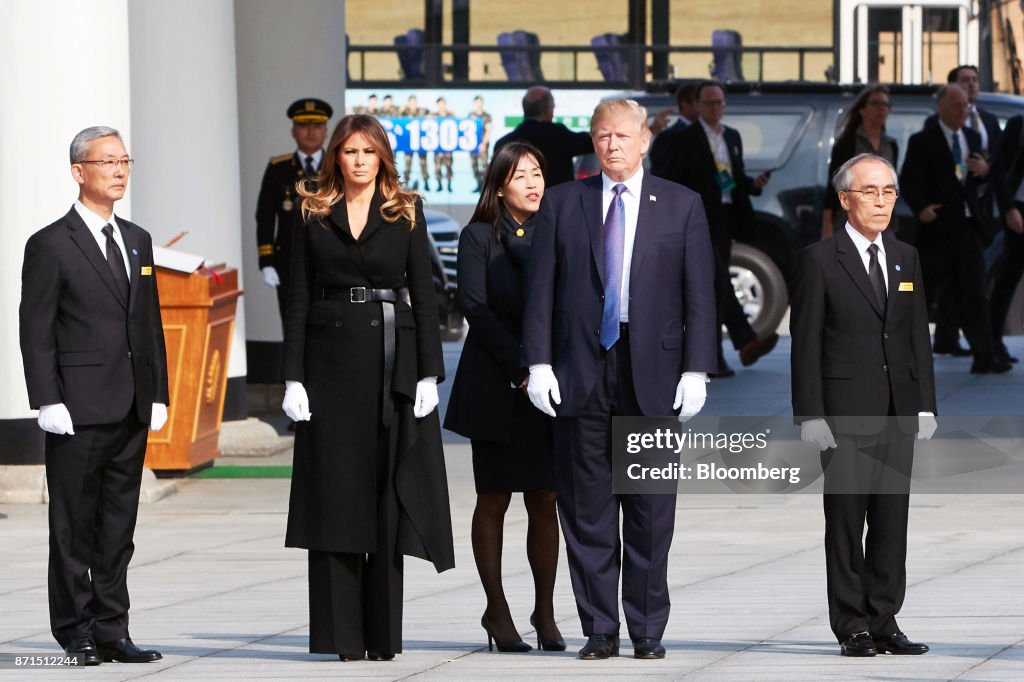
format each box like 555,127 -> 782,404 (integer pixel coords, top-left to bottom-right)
898,281 -> 913,292
140,266 -> 153,276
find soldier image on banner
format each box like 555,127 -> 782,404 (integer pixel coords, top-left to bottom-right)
402,94 -> 430,191
469,95 -> 493,192
433,97 -> 455,192
256,97 -> 333,327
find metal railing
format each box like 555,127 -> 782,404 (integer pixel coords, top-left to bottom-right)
346,43 -> 836,89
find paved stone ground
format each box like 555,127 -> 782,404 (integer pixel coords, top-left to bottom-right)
1,337 -> 1022,681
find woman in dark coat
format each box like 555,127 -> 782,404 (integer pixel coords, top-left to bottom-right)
444,142 -> 564,653
281,114 -> 454,662
822,84 -> 898,238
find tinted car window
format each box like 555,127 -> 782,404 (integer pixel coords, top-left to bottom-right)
728,109 -> 810,169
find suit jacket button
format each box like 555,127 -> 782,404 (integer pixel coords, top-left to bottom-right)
334,321 -> 343,327
883,333 -> 889,339
594,329 -> 600,336
127,351 -> 133,359
883,364 -> 888,372
370,319 -> 380,327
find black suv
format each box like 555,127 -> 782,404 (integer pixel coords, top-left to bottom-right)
630,82 -> 1024,335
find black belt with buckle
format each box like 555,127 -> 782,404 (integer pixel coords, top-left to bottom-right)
317,285 -> 410,426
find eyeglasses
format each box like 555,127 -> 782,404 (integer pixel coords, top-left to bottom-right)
845,187 -> 899,202
78,158 -> 134,170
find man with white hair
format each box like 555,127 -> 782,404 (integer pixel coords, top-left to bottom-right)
522,98 -> 716,660
792,153 -> 936,657
20,126 -> 169,665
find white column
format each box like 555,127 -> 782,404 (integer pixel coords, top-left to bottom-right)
234,0 -> 346,343
0,0 -> 132,421
127,0 -> 247,380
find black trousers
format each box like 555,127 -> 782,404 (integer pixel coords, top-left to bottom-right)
820,421 -> 914,642
45,414 -> 148,648
553,325 -> 677,640
307,425 -> 403,655
923,224 -> 993,353
712,206 -> 756,355
990,220 -> 1024,351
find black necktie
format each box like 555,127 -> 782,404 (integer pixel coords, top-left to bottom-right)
304,155 -> 316,176
102,223 -> 130,302
867,243 -> 887,311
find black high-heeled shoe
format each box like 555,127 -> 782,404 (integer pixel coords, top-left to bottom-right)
481,614 -> 532,653
530,613 -> 567,652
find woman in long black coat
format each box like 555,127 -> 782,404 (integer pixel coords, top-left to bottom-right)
281,114 -> 454,662
444,142 -> 564,653
822,84 -> 898,238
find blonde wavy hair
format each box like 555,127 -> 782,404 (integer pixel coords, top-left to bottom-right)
297,114 -> 419,226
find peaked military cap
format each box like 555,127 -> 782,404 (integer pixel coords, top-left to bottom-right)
288,98 -> 333,123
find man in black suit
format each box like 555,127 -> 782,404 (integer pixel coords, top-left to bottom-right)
493,86 -> 593,187
256,98 -> 332,325
648,82 -> 697,177
791,153 -> 936,657
901,84 -> 1010,374
988,114 -> 1024,365
657,81 -> 778,377
522,98 -> 717,660
20,126 -> 170,666
925,65 -> 1001,155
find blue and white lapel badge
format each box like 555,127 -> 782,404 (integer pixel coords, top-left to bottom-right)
132,248 -> 138,256
894,264 -> 901,272
649,194 -> 657,202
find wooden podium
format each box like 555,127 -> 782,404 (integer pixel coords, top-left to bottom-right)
146,264 -> 242,473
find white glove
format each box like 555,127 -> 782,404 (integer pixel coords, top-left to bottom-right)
673,373 -> 707,422
38,403 -> 75,435
150,403 -> 168,431
917,412 -> 937,440
282,380 -> 312,421
527,364 -> 561,417
801,418 -> 837,451
413,376 -> 439,418
261,266 -> 280,287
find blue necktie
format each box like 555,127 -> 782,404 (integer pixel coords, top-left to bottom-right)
600,184 -> 627,350
951,132 -> 964,180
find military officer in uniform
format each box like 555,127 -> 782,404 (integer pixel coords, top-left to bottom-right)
256,97 -> 334,324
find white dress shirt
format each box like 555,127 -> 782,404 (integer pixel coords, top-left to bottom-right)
601,168 -> 644,322
74,201 -> 131,282
845,222 -> 888,291
299,149 -> 323,173
699,117 -> 733,204
966,104 -> 989,153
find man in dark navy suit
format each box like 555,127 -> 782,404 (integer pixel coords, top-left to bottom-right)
901,84 -> 1009,374
659,81 -> 778,377
792,153 -> 936,658
522,98 -> 717,660
20,126 -> 169,666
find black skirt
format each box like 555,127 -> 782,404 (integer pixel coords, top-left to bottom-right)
471,389 -> 554,494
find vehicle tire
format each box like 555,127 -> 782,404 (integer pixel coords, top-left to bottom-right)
730,243 -> 788,337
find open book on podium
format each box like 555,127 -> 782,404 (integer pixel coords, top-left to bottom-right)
147,245 -> 242,474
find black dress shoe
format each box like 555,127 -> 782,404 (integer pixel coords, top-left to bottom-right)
97,637 -> 162,663
632,637 -> 666,659
65,635 -> 102,666
366,652 -> 395,661
970,353 -> 1013,374
739,333 -> 780,367
338,652 -> 363,661
874,632 -> 929,655
934,342 -> 972,357
840,631 -> 878,657
578,634 -> 619,660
